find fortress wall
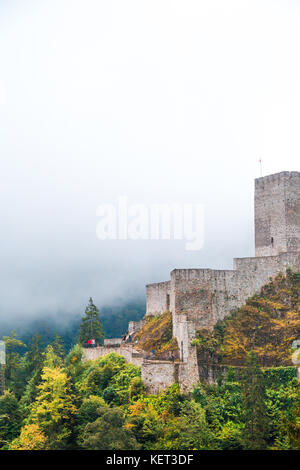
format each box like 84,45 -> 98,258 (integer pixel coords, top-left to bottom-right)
145,252 -> 300,334
104,338 -> 121,346
146,281 -> 171,316
172,315 -> 196,362
141,360 -> 176,394
234,252 -> 300,302
210,252 -> 300,323
128,319 -> 145,335
209,270 -> 239,324
171,269 -> 214,329
171,268 -> 242,328
209,264 -> 283,324
177,346 -> 200,392
285,251 -> 300,271
82,345 -> 144,367
141,354 -> 199,394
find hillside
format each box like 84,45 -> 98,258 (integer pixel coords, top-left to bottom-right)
134,311 -> 179,360
193,269 -> 300,367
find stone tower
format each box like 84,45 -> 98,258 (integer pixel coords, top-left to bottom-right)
255,171 -> 300,257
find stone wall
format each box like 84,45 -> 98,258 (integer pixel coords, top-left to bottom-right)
128,319 -> 145,335
141,360 -> 176,394
82,344 -> 144,367
171,269 -> 214,329
82,344 -> 199,394
104,338 -> 122,346
233,252 -> 300,306
146,281 -> 170,316
147,252 -> 300,332
177,347 -> 200,393
141,354 -> 199,394
172,312 -> 196,362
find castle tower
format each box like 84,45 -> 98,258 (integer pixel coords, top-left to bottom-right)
255,171 -> 300,257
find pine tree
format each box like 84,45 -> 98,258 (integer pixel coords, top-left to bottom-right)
241,351 -> 269,449
79,297 -> 104,346
2,331 -> 26,398
283,385 -> 300,449
51,334 -> 65,360
25,334 -> 44,377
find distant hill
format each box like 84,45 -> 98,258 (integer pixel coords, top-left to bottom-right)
0,300 -> 145,352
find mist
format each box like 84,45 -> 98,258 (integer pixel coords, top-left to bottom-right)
1,0 -> 300,324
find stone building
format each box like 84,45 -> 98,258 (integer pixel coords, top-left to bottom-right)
83,171 -> 300,392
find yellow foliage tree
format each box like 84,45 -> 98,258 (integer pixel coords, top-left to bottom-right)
9,424 -> 47,450
26,347 -> 78,449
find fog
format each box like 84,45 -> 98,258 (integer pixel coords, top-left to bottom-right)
0,0 -> 300,322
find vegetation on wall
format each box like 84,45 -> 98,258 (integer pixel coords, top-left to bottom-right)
193,270 -> 300,367
134,312 -> 179,360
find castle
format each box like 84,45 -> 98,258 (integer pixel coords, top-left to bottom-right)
84,171 -> 300,392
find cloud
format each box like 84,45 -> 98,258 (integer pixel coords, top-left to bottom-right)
0,0 -> 299,320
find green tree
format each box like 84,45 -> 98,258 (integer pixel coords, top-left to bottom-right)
51,333 -> 65,360
79,297 -> 104,345
240,351 -> 269,449
0,391 -> 22,449
82,406 -> 140,450
24,334 -> 44,378
75,395 -> 106,446
282,384 -> 300,449
64,344 -> 84,380
27,347 -> 78,449
129,377 -> 145,399
20,335 -> 45,411
2,331 -> 26,398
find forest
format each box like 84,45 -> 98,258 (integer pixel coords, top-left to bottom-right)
0,274 -> 300,450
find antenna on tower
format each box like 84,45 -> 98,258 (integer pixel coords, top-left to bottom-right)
259,158 -> 263,177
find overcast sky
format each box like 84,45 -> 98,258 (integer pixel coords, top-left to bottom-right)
0,0 -> 300,321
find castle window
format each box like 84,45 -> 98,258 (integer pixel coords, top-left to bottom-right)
166,294 -> 170,311
271,237 -> 274,246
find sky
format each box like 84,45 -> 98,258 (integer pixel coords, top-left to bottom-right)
0,0 -> 300,321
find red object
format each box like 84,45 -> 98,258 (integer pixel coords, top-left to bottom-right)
87,339 -> 91,345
